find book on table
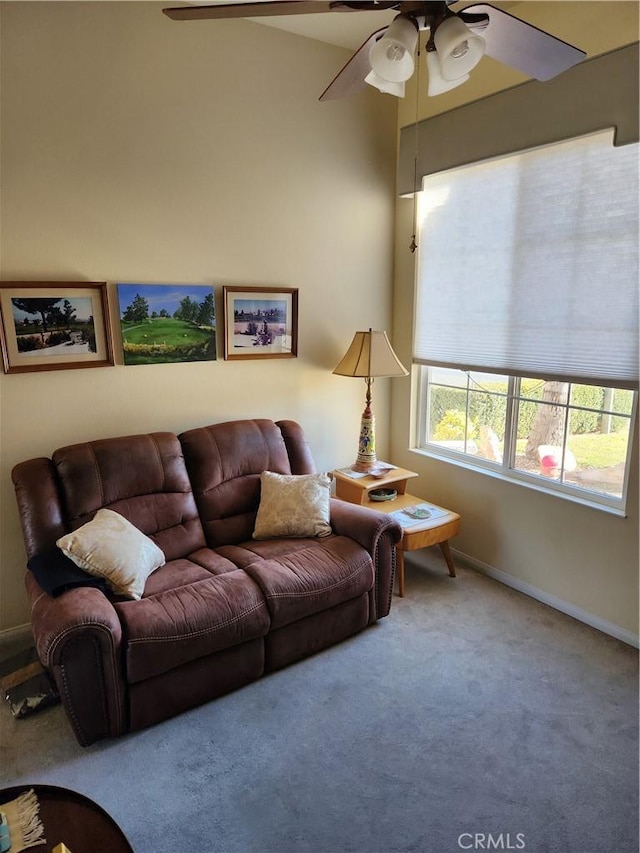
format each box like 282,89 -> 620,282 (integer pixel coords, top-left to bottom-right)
388,503 -> 448,528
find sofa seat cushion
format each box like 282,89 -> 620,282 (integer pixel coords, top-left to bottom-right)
114,570 -> 270,683
216,536 -> 374,630
142,551 -> 240,597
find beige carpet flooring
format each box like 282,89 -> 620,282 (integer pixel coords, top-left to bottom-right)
0,555 -> 637,853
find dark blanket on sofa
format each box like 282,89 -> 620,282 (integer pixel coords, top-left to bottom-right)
27,549 -> 109,598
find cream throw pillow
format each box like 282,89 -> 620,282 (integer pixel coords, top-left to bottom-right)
56,508 -> 166,600
253,471 -> 332,540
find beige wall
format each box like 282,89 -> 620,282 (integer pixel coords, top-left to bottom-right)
391,2 -> 640,642
0,2 -> 397,630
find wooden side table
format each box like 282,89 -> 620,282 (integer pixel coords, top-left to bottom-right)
333,467 -> 460,597
333,466 -> 418,505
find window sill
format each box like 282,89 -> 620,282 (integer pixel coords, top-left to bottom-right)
409,446 -> 629,518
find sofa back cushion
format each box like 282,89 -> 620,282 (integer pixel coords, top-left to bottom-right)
52,432 -> 205,561
180,419 -> 313,547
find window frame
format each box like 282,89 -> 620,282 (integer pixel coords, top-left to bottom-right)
416,366 -> 637,516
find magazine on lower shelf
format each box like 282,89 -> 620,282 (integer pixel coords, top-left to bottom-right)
388,502 -> 448,528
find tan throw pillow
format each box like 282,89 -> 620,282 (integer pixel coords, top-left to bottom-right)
253,471 -> 332,540
56,508 -> 166,600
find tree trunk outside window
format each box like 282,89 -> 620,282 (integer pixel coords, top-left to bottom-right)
524,381 -> 569,461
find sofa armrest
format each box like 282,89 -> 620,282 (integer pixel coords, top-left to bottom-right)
329,498 -> 402,621
26,571 -> 127,746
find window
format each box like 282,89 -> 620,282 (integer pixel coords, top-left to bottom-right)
419,367 -> 636,511
413,131 -> 638,512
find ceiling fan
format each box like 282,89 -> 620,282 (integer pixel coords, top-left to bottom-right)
162,1 -> 586,101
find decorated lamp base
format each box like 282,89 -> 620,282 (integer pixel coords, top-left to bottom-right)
352,412 -> 377,473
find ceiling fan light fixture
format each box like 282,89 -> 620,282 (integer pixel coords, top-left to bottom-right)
369,15 -> 418,83
365,69 -> 405,97
426,49 -> 469,96
434,15 -> 484,80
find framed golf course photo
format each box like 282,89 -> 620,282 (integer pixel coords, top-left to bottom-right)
117,283 -> 217,366
223,286 -> 298,360
0,281 -> 114,374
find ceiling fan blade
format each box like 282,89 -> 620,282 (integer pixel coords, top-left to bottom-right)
461,3 -> 586,81
163,2 -> 335,22
319,26 -> 388,101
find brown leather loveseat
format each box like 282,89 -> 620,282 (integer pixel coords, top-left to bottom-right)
12,418 -> 402,746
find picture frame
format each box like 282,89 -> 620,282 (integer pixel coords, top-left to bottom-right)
223,286 -> 298,360
117,283 -> 217,366
0,282 -> 114,374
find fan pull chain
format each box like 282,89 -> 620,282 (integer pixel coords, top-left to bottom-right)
409,39 -> 421,254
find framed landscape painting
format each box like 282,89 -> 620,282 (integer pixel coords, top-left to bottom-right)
117,283 -> 216,365
223,286 -> 298,360
0,282 -> 113,374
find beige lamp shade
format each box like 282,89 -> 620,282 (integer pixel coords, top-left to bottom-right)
333,330 -> 408,379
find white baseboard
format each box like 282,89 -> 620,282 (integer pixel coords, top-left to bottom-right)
451,549 -> 639,649
0,623 -> 32,649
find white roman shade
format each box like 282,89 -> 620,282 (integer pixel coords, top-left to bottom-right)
414,129 -> 639,388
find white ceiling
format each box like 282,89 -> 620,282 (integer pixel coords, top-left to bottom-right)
247,8 -> 398,50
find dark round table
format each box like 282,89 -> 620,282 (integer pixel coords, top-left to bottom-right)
0,785 -> 133,852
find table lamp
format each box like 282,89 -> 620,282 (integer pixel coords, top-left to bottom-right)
333,329 -> 408,474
